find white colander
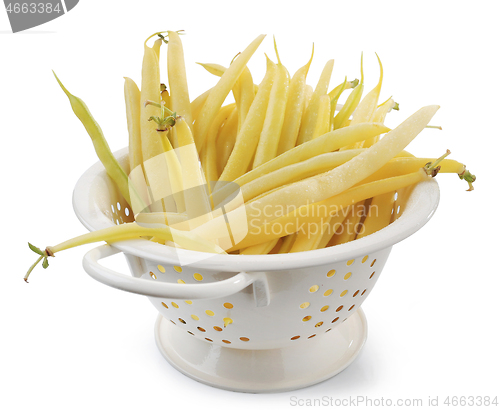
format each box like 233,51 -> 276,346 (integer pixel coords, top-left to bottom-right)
74,147 -> 439,393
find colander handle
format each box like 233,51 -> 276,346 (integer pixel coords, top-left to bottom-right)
82,244 -> 270,305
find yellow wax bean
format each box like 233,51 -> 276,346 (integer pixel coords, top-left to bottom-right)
198,62 -> 255,133
217,56 -> 277,184
221,149 -> 364,206
334,55 -> 365,129
356,192 -> 395,239
374,96 -> 396,121
216,107 -> 238,176
240,238 -> 280,255
234,66 -> 255,132
54,73 -> 140,210
363,97 -> 396,148
48,222 -> 224,255
291,212 -> 346,252
140,39 -> 170,215
228,213 -> 309,250
229,169 -> 430,251
277,47 -> 313,155
328,78 -> 358,100
161,87 -> 177,149
140,40 -> 163,165
175,118 -> 212,225
328,77 -> 348,131
244,105 -> 439,227
245,180 -> 289,204
290,214 -> 332,253
149,237 -> 165,245
210,158 -> 437,252
397,150 -> 415,158
352,54 -> 383,125
300,84 -> 314,132
152,38 -> 162,60
328,200 -> 366,245
191,88 -> 211,124
342,54 -> 383,150
269,238 -> 283,254
197,62 -> 225,77
328,78 -> 360,132
319,208 -> 351,249
25,220 -> 225,281
199,145 -> 208,182
167,31 -> 193,130
359,157 -> 465,185
161,87 -> 171,110
124,77 -> 142,174
328,78 -> 360,129
297,59 -> 335,145
135,212 -> 188,227
194,34 -> 265,151
197,62 -> 257,98
304,84 -> 313,107
203,104 -> 235,189
253,60 -> 290,168
334,83 -> 364,130
359,97 -> 400,240
156,130 -> 186,214
325,217 -> 349,247
312,95 -> 331,139
212,123 -> 389,205
278,233 -> 297,253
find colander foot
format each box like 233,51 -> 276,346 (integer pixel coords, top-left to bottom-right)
154,309 -> 367,393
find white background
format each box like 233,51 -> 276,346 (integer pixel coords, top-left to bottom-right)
1,0 -> 499,409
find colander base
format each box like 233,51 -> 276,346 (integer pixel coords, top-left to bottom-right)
154,308 -> 367,393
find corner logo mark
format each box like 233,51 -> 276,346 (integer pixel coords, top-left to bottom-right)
4,0 -> 79,33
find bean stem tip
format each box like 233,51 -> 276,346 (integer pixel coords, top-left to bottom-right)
24,244 -> 54,283
459,169 -> 476,191
424,149 -> 451,177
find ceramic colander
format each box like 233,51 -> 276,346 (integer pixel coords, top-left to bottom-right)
74,147 -> 439,393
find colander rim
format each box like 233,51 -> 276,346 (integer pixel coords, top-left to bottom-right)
73,147 -> 439,271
